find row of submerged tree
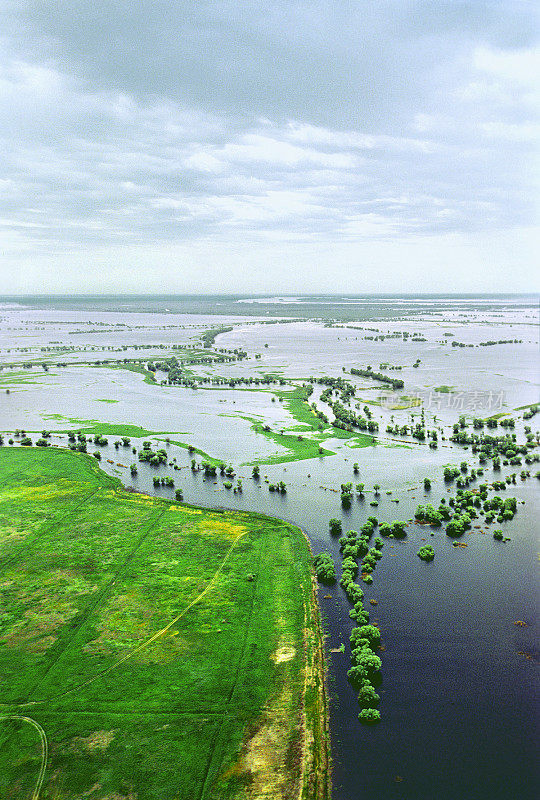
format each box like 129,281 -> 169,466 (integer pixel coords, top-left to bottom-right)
350,366 -> 404,391
314,516 -> 387,724
335,517 -> 385,723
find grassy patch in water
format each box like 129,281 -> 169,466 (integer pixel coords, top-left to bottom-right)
37,418 -> 177,439
434,385 -> 455,393
0,370 -> 50,386
158,439 -> 222,466
239,414 -> 373,465
250,425 -> 335,464
340,433 -> 376,448
272,386 -> 324,431
0,447 -> 326,799
97,362 -> 157,384
243,384 -> 375,460
382,395 -> 422,410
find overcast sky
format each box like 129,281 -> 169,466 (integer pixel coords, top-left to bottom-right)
0,0 -> 538,294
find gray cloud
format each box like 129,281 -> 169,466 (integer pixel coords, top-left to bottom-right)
10,1 -> 536,124
0,1 -> 538,291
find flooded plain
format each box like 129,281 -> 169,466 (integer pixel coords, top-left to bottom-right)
0,294 -> 538,799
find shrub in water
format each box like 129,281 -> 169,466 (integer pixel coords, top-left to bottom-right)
358,682 -> 380,708
313,552 -> 336,583
358,708 -> 381,724
417,545 -> 435,561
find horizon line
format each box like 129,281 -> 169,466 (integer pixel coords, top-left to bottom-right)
1,292 -> 539,299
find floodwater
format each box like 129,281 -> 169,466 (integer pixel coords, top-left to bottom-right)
0,294 -> 538,799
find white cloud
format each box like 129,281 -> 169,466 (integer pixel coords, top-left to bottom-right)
473,45 -> 540,84
285,122 -> 439,154
183,151 -> 226,173
480,121 -> 540,142
218,134 -> 357,169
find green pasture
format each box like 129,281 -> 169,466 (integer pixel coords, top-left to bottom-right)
0,448 -> 323,799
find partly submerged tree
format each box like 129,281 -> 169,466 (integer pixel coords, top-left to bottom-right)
329,518 -> 342,535
358,708 -> 381,724
313,552 -> 336,583
417,545 -> 435,561
358,682 -> 380,708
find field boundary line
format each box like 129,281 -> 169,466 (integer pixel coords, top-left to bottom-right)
0,715 -> 48,800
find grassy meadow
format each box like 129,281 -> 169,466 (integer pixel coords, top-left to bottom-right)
0,448 -> 328,800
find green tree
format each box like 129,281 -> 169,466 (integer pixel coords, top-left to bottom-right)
417,545 -> 435,561
358,683 -> 380,708
313,552 -> 336,583
358,708 -> 381,724
351,625 -> 381,649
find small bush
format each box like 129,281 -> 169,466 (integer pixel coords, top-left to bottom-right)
417,545 -> 435,561
358,683 -> 380,708
358,708 -> 381,724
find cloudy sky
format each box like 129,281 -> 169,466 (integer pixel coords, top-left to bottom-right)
1,0 -> 538,294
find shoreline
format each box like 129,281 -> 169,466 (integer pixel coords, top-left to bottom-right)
299,570 -> 331,800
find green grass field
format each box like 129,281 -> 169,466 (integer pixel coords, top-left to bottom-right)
0,448 -> 329,800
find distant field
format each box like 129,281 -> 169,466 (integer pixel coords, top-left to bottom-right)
0,448 -> 328,800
